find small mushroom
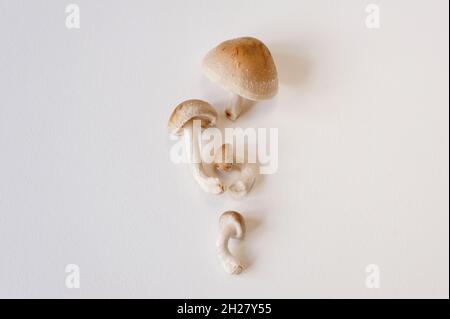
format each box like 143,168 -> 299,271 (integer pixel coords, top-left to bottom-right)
202,37 -> 278,121
168,99 -> 224,194
214,144 -> 256,199
217,211 -> 246,275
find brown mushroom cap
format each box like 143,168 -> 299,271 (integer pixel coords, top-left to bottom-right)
168,99 -> 217,136
202,37 -> 278,101
219,211 -> 246,239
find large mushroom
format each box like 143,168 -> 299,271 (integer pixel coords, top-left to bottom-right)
202,37 -> 278,121
168,99 -> 224,194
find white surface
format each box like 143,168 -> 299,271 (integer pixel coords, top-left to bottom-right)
0,0 -> 448,298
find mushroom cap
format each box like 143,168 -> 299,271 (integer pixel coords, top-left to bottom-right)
219,211 -> 245,239
202,37 -> 278,101
168,99 -> 217,136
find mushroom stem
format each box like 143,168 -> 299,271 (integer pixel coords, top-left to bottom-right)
217,212 -> 245,274
225,93 -> 245,121
184,122 -> 223,194
217,230 -> 243,274
228,164 -> 256,199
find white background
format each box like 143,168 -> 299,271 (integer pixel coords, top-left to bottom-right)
0,0 -> 448,298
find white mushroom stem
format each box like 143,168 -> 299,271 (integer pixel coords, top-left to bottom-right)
228,165 -> 256,199
217,231 -> 243,274
225,93 -> 246,121
184,123 -> 223,194
217,211 -> 245,275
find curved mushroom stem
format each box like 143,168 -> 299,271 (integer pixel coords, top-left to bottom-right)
217,231 -> 243,274
228,164 -> 256,199
184,123 -> 224,194
225,93 -> 246,121
217,212 -> 245,274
